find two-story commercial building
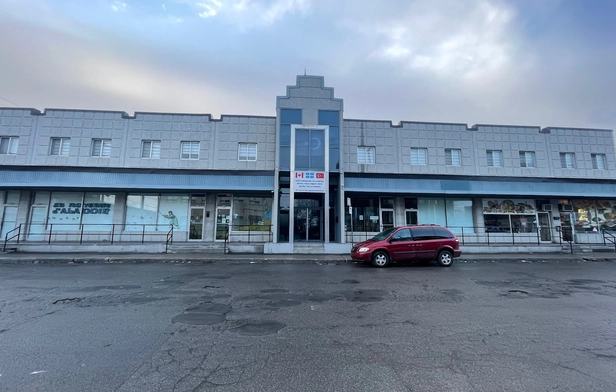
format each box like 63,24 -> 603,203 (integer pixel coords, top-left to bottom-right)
1,75 -> 616,253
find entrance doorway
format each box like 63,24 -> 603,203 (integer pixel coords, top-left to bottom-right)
560,212 -> 573,242
537,212 -> 552,241
294,195 -> 323,242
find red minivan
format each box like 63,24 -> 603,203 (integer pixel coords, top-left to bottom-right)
350,225 -> 462,268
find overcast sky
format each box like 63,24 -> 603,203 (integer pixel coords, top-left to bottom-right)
1,0 -> 614,131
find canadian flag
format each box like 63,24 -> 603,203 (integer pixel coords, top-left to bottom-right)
295,172 -> 304,178
316,173 -> 325,178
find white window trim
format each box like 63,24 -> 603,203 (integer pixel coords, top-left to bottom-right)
592,153 -> 606,170
410,147 -> 428,165
180,141 -> 200,160
0,136 -> 19,155
91,139 -> 111,157
357,146 -> 375,164
487,150 -> 503,167
141,140 -> 161,159
238,142 -> 258,161
519,151 -> 536,168
445,148 -> 461,166
49,137 -> 70,156
560,152 -> 576,169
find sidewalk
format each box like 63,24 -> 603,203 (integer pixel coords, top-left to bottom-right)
1,251 -> 616,265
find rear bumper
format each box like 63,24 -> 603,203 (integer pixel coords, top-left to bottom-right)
454,249 -> 462,257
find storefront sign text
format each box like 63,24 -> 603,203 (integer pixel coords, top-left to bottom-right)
293,171 -> 326,193
52,203 -> 111,215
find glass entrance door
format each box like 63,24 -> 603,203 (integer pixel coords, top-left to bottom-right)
538,212 -> 552,242
28,206 -> 47,241
1,206 -> 18,240
560,212 -> 573,242
189,207 -> 204,240
294,208 -> 323,241
216,208 -> 231,241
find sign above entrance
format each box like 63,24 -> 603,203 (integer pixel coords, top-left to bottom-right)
293,171 -> 326,193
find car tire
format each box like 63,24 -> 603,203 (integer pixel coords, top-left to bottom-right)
436,250 -> 454,267
371,251 -> 390,268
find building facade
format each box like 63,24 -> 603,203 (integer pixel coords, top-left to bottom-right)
1,75 -> 616,252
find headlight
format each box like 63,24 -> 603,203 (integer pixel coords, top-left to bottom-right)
358,247 -> 370,253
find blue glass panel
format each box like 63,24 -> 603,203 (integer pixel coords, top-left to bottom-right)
280,124 -> 290,146
445,199 -> 473,233
329,126 -> 339,149
318,110 -> 339,126
281,109 -> 302,124
295,130 -> 310,169
418,198 -> 447,226
311,129 -> 325,170
279,147 -> 290,170
329,148 -> 339,171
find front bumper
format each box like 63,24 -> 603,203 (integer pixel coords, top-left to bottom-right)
350,251 -> 371,262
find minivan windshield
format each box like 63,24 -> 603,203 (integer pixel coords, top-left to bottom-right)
371,227 -> 397,241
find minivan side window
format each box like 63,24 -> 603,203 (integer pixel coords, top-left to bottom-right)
391,228 -> 412,242
433,227 -> 454,239
410,227 -> 435,240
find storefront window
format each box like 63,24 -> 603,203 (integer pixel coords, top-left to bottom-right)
232,196 -> 272,231
81,193 -> 115,231
483,199 -> 537,233
5,190 -> 21,205
125,194 -> 159,231
157,195 -> 189,231
571,200 -> 616,232
445,199 -> 473,233
418,198 -> 447,226
347,197 -> 380,232
47,192 -> 84,230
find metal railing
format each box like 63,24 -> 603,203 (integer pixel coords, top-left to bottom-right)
345,224 -> 554,246
3,223 -> 175,250
225,224 -> 273,243
603,230 -> 616,252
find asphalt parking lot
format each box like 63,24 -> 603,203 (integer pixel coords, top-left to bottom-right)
1,258 -> 616,391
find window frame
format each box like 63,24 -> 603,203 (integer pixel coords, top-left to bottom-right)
238,142 -> 258,161
49,137 -> 71,156
410,147 -> 428,165
0,136 -> 19,155
357,146 -> 376,164
560,152 -> 576,169
141,140 -> 161,159
445,148 -> 461,166
519,151 -> 536,168
591,153 -> 606,170
487,150 -> 503,167
91,138 -> 111,157
180,141 -> 200,160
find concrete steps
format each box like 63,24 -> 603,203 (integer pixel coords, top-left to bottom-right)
293,243 -> 326,255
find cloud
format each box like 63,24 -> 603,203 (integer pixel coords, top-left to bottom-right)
111,1 -> 126,12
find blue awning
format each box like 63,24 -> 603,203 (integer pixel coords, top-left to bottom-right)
0,170 -> 275,191
344,177 -> 616,198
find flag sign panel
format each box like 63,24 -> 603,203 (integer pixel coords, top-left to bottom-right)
293,171 -> 326,193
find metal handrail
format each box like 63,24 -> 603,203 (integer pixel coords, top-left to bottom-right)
165,227 -> 173,253
602,230 -> 616,252
3,224 -> 22,252
225,224 -> 273,243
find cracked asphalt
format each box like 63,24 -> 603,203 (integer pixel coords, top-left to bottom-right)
1,260 -> 616,391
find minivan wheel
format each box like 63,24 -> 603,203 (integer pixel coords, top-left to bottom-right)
437,250 -> 453,267
372,251 -> 390,268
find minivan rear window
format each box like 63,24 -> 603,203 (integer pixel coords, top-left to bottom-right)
410,227 -> 435,240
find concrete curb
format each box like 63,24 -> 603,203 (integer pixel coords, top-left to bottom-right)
1,253 -> 616,265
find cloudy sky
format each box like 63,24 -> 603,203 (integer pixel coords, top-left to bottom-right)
0,0 -> 614,131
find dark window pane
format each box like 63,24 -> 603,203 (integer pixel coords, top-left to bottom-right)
279,146 -> 290,170
329,126 -> 339,148
281,109 -> 302,124
405,198 -> 418,209
433,227 -> 454,238
381,197 -> 394,209
410,227 -> 435,240
329,148 -> 339,171
391,228 -> 412,241
318,110 -> 340,126
280,124 -> 291,146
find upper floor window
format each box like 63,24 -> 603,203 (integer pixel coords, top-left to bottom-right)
91,138 -> 111,157
50,138 -> 70,156
592,153 -> 606,170
0,136 -> 19,155
410,147 -> 428,165
487,150 -> 503,167
519,151 -> 536,168
141,140 -> 161,159
238,143 -> 257,161
560,152 -> 576,169
445,148 -> 461,166
357,146 -> 375,164
180,141 -> 200,160
295,129 -> 324,170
